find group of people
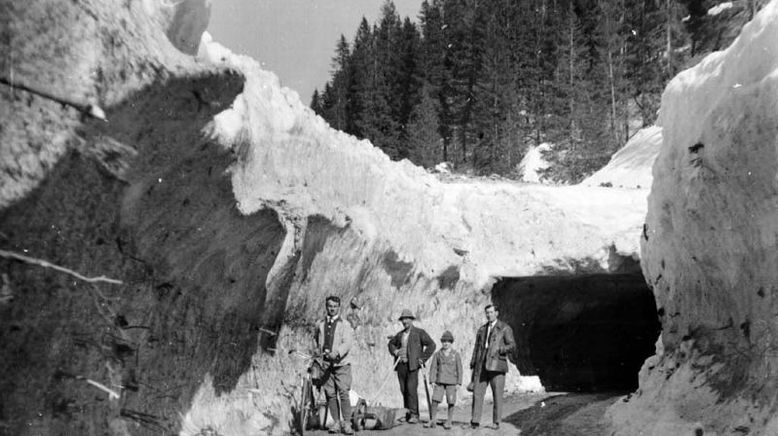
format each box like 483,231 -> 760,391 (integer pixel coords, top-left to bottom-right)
313,296 -> 515,433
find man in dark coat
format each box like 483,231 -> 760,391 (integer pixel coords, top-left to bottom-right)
468,304 -> 515,430
387,309 -> 436,423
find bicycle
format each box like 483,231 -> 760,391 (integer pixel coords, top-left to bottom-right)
290,350 -> 327,435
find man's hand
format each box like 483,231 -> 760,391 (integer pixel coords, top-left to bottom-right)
418,359 -> 425,367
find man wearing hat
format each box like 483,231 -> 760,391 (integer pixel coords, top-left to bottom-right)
387,309 -> 436,423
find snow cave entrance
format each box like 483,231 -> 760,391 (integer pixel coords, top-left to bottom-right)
492,272 -> 660,392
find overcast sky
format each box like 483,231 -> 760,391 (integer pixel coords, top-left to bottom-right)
208,0 -> 423,105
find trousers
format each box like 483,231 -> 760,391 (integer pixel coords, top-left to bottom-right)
470,368 -> 505,425
322,363 -> 352,422
396,361 -> 419,417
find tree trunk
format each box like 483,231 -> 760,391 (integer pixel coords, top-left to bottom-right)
665,0 -> 672,75
568,2 -> 575,146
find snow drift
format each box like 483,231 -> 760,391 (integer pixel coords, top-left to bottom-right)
582,126 -> 662,189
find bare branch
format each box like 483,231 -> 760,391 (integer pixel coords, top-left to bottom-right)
0,249 -> 123,285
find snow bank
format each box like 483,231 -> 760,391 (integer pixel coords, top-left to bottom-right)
582,126 -> 662,189
517,142 -> 552,183
144,0 -> 211,54
609,1 -> 778,434
202,39 -> 646,287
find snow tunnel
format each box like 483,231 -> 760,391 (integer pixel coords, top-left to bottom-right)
492,272 -> 660,392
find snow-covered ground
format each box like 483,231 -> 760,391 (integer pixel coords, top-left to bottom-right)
582,126 -> 662,189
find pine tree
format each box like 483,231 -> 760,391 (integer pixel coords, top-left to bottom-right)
314,0 -> 727,180
419,0 -> 453,162
362,2 -> 404,158
310,88 -> 323,116
471,1 -> 515,174
407,83 -> 444,167
329,34 -> 352,132
623,0 -> 666,126
397,17 -> 423,158
349,17 -> 374,139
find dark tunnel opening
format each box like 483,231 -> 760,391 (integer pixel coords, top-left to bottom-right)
492,272 -> 660,393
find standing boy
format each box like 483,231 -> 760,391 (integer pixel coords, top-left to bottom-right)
424,331 -> 462,430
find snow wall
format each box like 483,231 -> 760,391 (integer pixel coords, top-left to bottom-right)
607,1 -> 778,435
0,1 -> 660,435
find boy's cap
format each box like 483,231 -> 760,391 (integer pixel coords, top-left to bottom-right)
441,330 -> 454,342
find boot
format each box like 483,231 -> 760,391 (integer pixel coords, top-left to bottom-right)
341,421 -> 354,435
327,421 -> 340,434
444,405 -> 454,429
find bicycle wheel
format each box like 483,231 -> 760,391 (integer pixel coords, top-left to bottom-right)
298,375 -> 311,435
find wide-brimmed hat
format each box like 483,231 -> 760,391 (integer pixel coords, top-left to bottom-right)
398,309 -> 416,320
441,331 -> 454,342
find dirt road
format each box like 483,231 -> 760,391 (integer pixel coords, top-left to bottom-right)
304,392 -> 624,436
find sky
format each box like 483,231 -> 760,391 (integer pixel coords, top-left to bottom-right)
208,0 -> 424,105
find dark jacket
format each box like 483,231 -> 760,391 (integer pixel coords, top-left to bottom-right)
388,326 -> 436,371
470,320 -> 515,373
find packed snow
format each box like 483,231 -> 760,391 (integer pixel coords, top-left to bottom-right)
582,126 -> 662,189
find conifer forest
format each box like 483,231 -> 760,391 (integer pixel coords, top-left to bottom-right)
311,0 -> 760,182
